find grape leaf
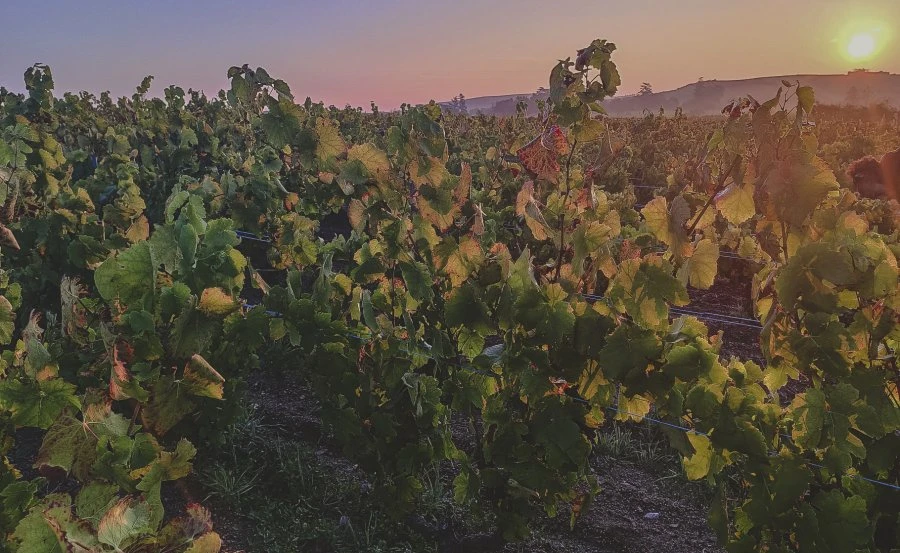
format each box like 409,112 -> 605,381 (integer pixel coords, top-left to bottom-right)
714,181 -> 755,225
183,354 -> 225,400
516,126 -> 567,183
790,389 -> 825,449
198,287 -> 238,316
399,260 -> 434,303
75,482 -> 119,524
764,152 -> 839,227
348,143 -> 390,182
0,379 -> 80,429
0,295 -> 14,345
94,241 -> 157,309
676,239 -> 719,289
315,118 -> 346,162
97,496 -> 152,549
185,532 -> 223,553
682,433 -> 713,480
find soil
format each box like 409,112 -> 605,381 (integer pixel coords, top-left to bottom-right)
520,460 -> 720,553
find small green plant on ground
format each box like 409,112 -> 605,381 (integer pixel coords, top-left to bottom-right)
197,406 -> 441,553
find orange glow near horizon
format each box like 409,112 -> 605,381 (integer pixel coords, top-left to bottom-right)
0,0 -> 898,109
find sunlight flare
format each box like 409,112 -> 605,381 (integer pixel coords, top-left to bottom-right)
847,33 -> 876,60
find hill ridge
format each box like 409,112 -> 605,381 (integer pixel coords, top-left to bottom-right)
445,71 -> 900,116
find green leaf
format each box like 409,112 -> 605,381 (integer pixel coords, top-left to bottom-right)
607,257 -> 688,329
0,379 -> 80,429
399,261 -> 434,303
1,480 -> 39,522
452,471 -> 478,504
35,415 -> 87,475
457,328 -> 485,361
531,400 -> 591,469
790,388 -> 825,450
445,284 -> 493,335
142,376 -> 195,436
762,362 -> 798,393
95,241 -> 157,309
597,325 -> 661,382
261,98 -> 304,148
573,117 -> 605,143
12,495 -> 69,553
571,221 -> 612,273
75,482 -> 119,524
770,460 -> 811,513
810,490 -> 871,551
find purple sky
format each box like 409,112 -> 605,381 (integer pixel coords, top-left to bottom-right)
1,0 -> 897,109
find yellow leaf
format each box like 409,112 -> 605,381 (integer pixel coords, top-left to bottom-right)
348,143 -> 391,181
838,211 -> 868,235
125,215 -> 150,243
348,199 -> 366,231
678,239 -> 719,290
682,433 -> 712,480
641,197 -> 672,245
438,238 -> 484,287
315,118 -> 346,161
184,354 -> 225,400
198,288 -> 238,316
615,393 -> 652,422
185,532 -> 223,553
455,163 -> 472,202
409,156 -> 449,187
714,182 -> 756,225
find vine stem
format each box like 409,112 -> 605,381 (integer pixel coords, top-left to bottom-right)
555,136 -> 578,281
686,154 -> 741,236
5,140 -> 20,222
780,220 -> 789,262
127,403 -> 142,436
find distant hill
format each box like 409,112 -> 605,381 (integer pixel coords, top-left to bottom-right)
444,71 -> 900,117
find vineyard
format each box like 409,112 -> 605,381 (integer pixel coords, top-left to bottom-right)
0,38 -> 898,553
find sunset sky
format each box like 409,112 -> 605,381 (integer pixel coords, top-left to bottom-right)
2,0 -> 898,109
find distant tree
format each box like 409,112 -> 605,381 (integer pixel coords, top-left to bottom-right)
639,82 -> 653,95
515,96 -> 529,117
449,93 -> 468,114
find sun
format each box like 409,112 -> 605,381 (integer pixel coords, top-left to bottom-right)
847,33 -> 877,60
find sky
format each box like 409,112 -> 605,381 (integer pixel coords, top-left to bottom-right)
1,0 -> 898,110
